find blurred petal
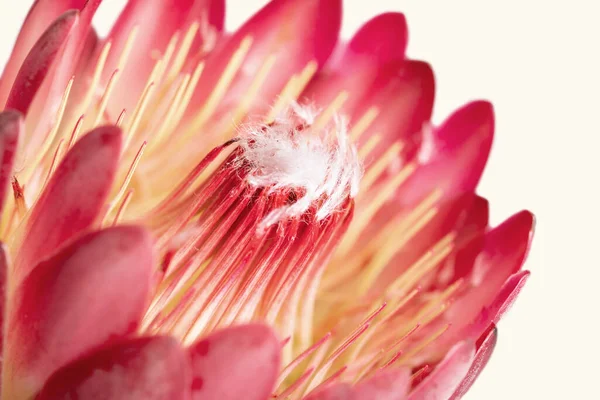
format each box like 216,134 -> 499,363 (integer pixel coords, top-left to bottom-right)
304,383 -> 354,400
4,226 -> 153,399
354,368 -> 411,400
5,11 -> 79,114
15,125 -> 122,281
449,326 -> 498,400
6,3 -> 100,160
408,342 -> 475,400
0,0 -> 100,107
187,0 -> 341,118
0,111 -> 22,213
37,336 -> 191,400
101,0 -> 224,117
188,324 -> 280,400
0,244 -> 8,352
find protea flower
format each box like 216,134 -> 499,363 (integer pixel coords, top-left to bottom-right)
0,0 -> 534,399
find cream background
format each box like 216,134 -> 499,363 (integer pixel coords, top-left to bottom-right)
1,1 -> 597,398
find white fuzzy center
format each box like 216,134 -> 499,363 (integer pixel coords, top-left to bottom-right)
238,104 -> 362,230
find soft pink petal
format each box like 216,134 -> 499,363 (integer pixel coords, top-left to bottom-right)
0,111 -> 22,213
449,326 -> 498,400
100,0 -> 224,117
3,226 -> 153,399
354,368 -> 411,400
302,13 -> 409,115
0,243 -> 8,353
0,0 -> 100,108
304,383 -> 355,400
6,4 -> 100,161
353,60 -> 435,163
14,125 -> 122,281
188,324 -> 280,400
420,211 -> 534,359
398,100 -> 494,207
408,342 -> 475,400
36,336 -> 191,400
187,0 -> 341,119
344,13 -> 408,64
5,11 -> 79,114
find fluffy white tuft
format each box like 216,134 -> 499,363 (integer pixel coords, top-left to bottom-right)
238,104 -> 362,230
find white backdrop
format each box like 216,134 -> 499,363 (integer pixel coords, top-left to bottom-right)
1,1 -> 598,398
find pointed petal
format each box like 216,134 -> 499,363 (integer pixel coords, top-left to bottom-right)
399,101 -> 494,206
188,324 -> 280,400
5,11 -> 79,114
100,0 -> 224,117
0,111 -> 22,213
354,368 -> 411,400
37,336 -> 191,400
345,13 -> 408,64
6,3 -> 101,160
302,13 -> 409,115
14,125 -> 122,281
356,60 -> 435,165
187,0 -> 341,119
0,0 -> 100,108
449,326 -> 498,400
408,342 -> 475,400
3,226 -> 153,399
304,383 -> 355,400
420,211 -> 534,360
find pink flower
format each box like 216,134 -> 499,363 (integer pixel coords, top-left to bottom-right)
0,0 -> 535,399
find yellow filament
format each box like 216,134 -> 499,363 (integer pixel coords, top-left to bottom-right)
361,141 -> 404,191
187,36 -> 254,133
357,134 -> 381,159
42,139 -> 65,190
81,41 -> 112,114
336,163 -> 416,256
267,60 -> 318,121
94,69 -> 120,126
357,206 -> 438,294
21,78 -> 73,183
150,74 -> 191,147
387,233 -> 456,295
165,22 -> 200,83
350,107 -> 379,141
232,54 -> 278,123
103,142 -> 147,224
312,91 -> 349,132
112,190 -> 134,225
116,26 -> 139,72
396,324 -> 450,364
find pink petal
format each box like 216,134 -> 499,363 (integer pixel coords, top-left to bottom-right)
187,0 -> 341,119
408,342 -> 475,400
0,111 -> 22,213
353,60 -> 435,163
302,13 -> 409,115
421,211 -> 534,360
14,125 -> 122,281
354,368 -> 411,400
3,226 -> 153,399
449,326 -> 498,400
188,324 -> 280,400
5,11 -> 79,114
398,100 -> 494,207
36,336 -> 191,400
0,0 -> 100,108
6,4 -> 100,160
0,244 -> 8,350
304,383 -> 355,400
344,13 -> 408,64
100,0 -> 224,118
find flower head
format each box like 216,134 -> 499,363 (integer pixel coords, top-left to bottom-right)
0,0 -> 534,399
